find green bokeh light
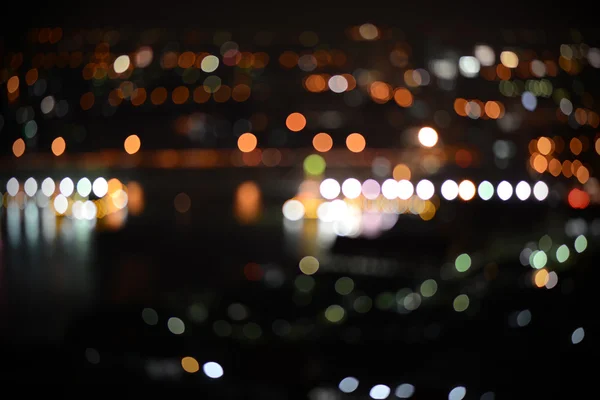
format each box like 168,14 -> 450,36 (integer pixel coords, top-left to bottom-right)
556,244 -> 570,263
303,154 -> 326,176
453,294 -> 470,312
335,277 -> 354,295
420,279 -> 438,298
455,253 -> 472,272
575,235 -> 587,253
532,250 -> 547,269
325,305 -> 345,323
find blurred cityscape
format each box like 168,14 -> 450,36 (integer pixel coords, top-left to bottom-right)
1,7 -> 599,397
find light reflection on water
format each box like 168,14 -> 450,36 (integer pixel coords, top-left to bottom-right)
2,199 -> 98,340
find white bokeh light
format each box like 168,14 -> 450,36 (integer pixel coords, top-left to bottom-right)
533,181 -> 549,201
362,179 -> 380,200
203,361 -> 224,378
328,75 -> 348,93
282,199 -> 305,221
320,178 -> 341,200
24,177 -> 38,197
370,384 -> 391,399
342,178 -> 362,199
397,180 -> 414,200
449,386 -> 466,400
6,177 -> 19,196
416,180 -> 434,200
82,200 -> 97,220
92,177 -> 108,197
458,180 -> 476,201
474,44 -> 495,66
441,180 -> 459,200
418,127 -> 438,147
381,179 -> 399,199
458,56 -> 481,77
59,177 -> 74,197
339,377 -> 359,393
41,178 -> 55,196
77,178 -> 92,197
515,181 -> 531,200
53,194 -> 68,214
497,181 -> 513,201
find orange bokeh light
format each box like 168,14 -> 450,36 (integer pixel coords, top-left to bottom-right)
286,112 -> 306,132
346,133 -> 366,153
393,88 -> 413,107
238,133 -> 257,153
124,134 -> 141,154
51,137 -> 66,156
312,133 -> 333,152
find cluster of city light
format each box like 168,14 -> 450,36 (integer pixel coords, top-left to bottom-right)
285,178 -> 548,216
4,176 -> 129,220
338,376 -> 496,400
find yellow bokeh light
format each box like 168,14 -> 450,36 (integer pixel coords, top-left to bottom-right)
124,134 -> 141,154
181,357 -> 199,373
393,164 -> 411,180
534,269 -> 549,288
299,256 -> 319,275
51,137 -> 66,156
500,51 -> 519,68
113,55 -> 131,73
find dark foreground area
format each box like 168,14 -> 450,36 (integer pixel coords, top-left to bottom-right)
0,169 -> 597,398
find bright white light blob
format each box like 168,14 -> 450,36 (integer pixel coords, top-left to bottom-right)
397,180 -> 414,200
92,177 -> 109,197
533,181 -> 549,201
59,178 -> 74,196
441,180 -> 459,200
381,179 -> 399,199
24,177 -> 38,197
41,178 -> 55,196
458,180 -> 476,201
496,181 -> 513,200
416,179 -> 434,200
458,56 -> 480,77
6,177 -> 19,196
203,361 -> 224,378
418,127 -> 438,147
515,181 -> 531,200
282,199 -> 305,221
54,194 -> 68,214
77,178 -> 92,197
370,384 -> 391,399
342,178 -> 362,199
320,178 -> 341,200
